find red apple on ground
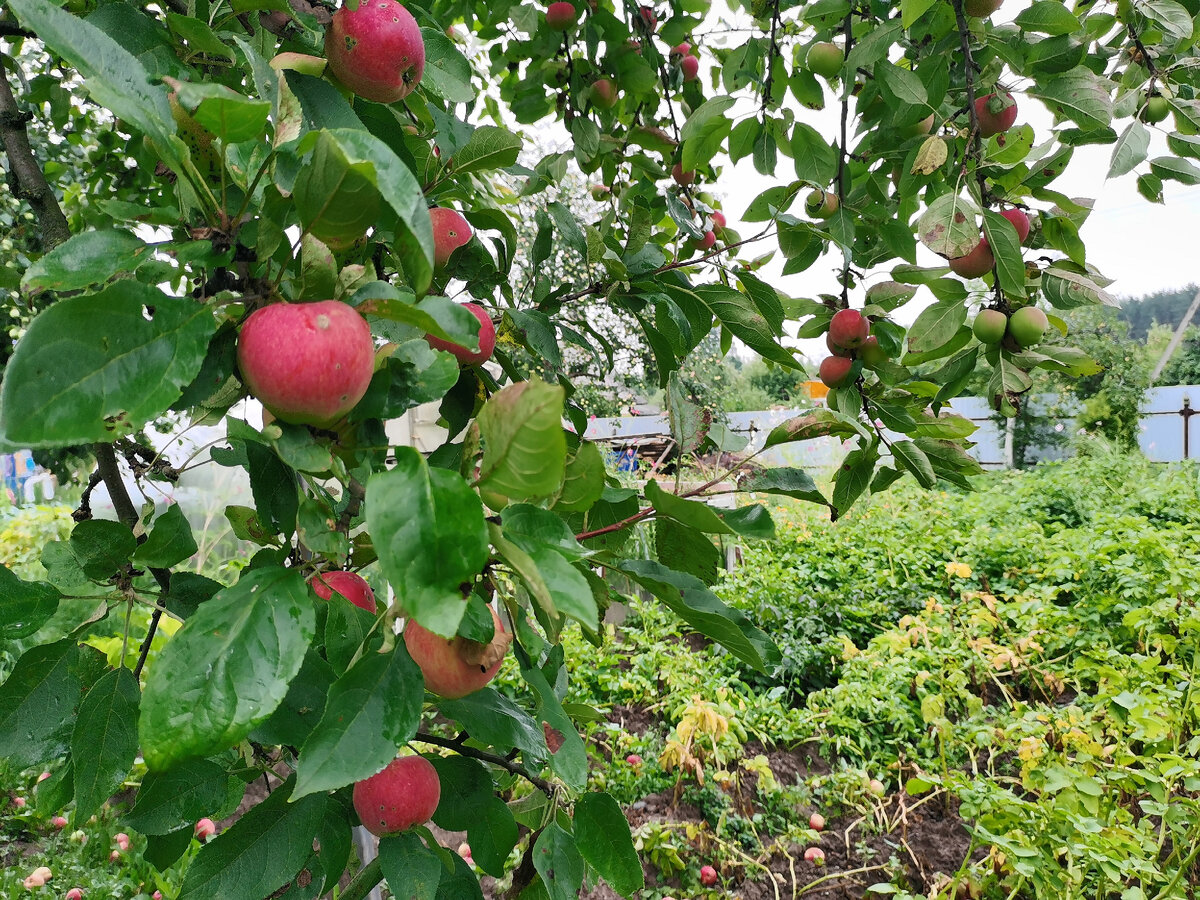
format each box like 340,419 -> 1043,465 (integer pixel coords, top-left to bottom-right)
12,797 -> 24,808
23,874 -> 45,889
681,55 -> 699,82
699,864 -> 718,886
325,0 -> 425,104
37,772 -> 50,783
429,206 -> 473,269
806,42 -> 843,78
425,302 -> 496,366
237,301 -> 376,427
809,812 -> 825,831
975,92 -> 1017,138
973,309 -> 1007,344
591,78 -> 618,109
52,816 -> 68,829
819,356 -> 855,388
66,890 -> 84,900
948,238 -> 995,279
31,867 -> 51,882
545,2 -> 577,30
805,189 -> 838,219
114,832 -> 130,851
109,850 -> 121,862
868,778 -> 886,796
194,818 -> 216,840
828,308 -> 870,350
626,754 -> 643,766
672,163 -> 695,186
404,604 -> 511,698
1007,306 -> 1048,347
804,847 -> 826,864
353,755 -> 441,836
310,570 -> 376,613
999,207 -> 1031,244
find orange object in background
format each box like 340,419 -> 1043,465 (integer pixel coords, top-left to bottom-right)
805,380 -> 830,400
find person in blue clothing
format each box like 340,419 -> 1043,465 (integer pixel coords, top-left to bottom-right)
616,447 -> 638,473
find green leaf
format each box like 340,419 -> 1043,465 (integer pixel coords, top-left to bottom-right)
1140,0 -> 1193,41
890,440 -> 937,488
0,639 -> 82,768
439,688 -> 547,760
449,125 -> 522,174
1150,156 -> 1200,185
69,519 -> 137,580
428,755 -> 520,876
1029,67 -> 1113,131
693,284 -> 799,368
293,645 -> 423,799
0,565 -> 61,640
763,408 -> 865,448
790,122 -> 838,184
419,27 -> 474,102
574,792 -> 644,897
901,0 -> 937,27
533,824 -> 585,900
655,518 -> 721,585
379,833 -> 442,900
876,62 -> 926,107
366,447 -> 488,638
547,200 -> 587,260
616,560 -> 781,672
477,380 -> 567,502
434,851 -> 484,899
907,300 -> 968,354
9,0 -> 176,161
917,192 -> 981,259
124,759 -> 230,835
294,131 -> 382,248
71,667 -> 140,823
1014,1 -> 1081,35
741,467 -> 832,509
982,210 -> 1026,299
517,661 -> 588,789
167,79 -> 271,142
1108,121 -> 1150,179
645,479 -> 733,534
21,230 -> 152,293
177,778 -> 327,900
553,442 -> 605,513
132,504 -> 198,568
139,567 -> 315,771
832,446 -> 878,513
0,284 -> 217,448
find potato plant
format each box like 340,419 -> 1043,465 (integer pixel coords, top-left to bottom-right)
0,0 -> 1197,896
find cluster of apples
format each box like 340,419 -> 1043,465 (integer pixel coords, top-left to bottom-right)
948,205 -> 1029,280
819,309 -> 885,389
973,305 -> 1049,349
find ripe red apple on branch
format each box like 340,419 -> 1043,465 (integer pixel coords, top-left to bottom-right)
974,91 -> 1018,137
237,301 -> 376,427
353,755 -> 441,836
425,302 -> 497,366
948,237 -> 995,279
545,1 -> 577,30
310,571 -> 376,613
404,604 -> 511,698
325,0 -> 425,103
429,206 -> 473,269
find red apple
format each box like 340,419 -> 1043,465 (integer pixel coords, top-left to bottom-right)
672,163 -> 695,186
999,207 -> 1030,244
975,92 -> 1017,138
353,755 -> 441,836
237,301 -> 376,427
114,832 -> 130,851
626,754 -> 643,766
310,570 -> 376,613
428,206 -> 472,269
545,2 -> 577,30
404,604 -> 510,698
638,5 -> 657,31
948,237 -> 994,278
325,0 -> 425,104
681,55 -> 699,82
868,778 -> 886,796
52,816 -> 68,829
194,818 -> 216,839
809,812 -> 825,831
66,890 -> 84,900
804,847 -> 825,864
828,308 -> 870,350
711,210 -> 727,234
425,302 -> 496,366
819,356 -> 855,388
591,78 -> 618,109
699,864 -> 718,886
671,41 -> 691,57
689,230 -> 716,253
825,333 -> 853,359
109,850 -> 121,862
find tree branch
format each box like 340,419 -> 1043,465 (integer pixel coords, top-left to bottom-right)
414,731 -> 555,796
0,50 -> 70,250
836,9 -> 854,310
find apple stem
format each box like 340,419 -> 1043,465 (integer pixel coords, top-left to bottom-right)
339,857 -> 382,900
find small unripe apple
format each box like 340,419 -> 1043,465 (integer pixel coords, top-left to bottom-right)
353,755 -> 441,837
325,0 -> 425,104
858,336 -> 888,368
973,308 -> 1007,345
804,846 -> 825,864
626,753 -> 643,766
681,55 -> 699,82
237,301 -> 376,427
819,356 -> 855,389
194,818 -> 217,840
310,571 -> 376,613
711,210 -> 727,234
828,308 -> 870,350
999,207 -> 1031,244
806,42 -> 843,79
591,78 -> 619,109
809,812 -> 825,831
1139,94 -> 1170,124
689,230 -> 716,253
672,163 -> 695,186
975,92 -> 1017,138
964,0 -> 1003,16
457,841 -> 473,861
1007,306 -> 1048,347
948,238 -> 994,279
805,189 -> 838,219
404,604 -> 510,698
590,184 -> 611,200
425,302 -> 496,366
699,864 -> 718,886
52,815 -> 69,829
428,207 -> 473,269
545,2 -> 577,30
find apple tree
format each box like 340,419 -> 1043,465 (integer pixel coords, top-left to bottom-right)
0,0 -> 1196,896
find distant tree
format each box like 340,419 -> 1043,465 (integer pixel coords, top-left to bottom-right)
1117,285 -> 1200,341
1161,326 -> 1200,386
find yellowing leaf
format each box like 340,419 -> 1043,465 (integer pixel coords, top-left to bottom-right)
912,136 -> 948,175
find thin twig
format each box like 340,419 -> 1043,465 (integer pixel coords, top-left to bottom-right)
836,10 -> 854,309
413,731 -> 555,796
